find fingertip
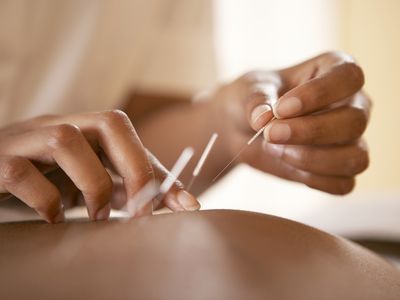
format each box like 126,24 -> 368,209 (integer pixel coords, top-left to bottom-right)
274,96 -> 302,119
177,190 -> 200,211
45,197 -> 65,224
263,123 -> 272,142
95,203 -> 111,221
164,192 -> 185,212
250,104 -> 273,131
263,122 -> 291,143
51,209 -> 65,224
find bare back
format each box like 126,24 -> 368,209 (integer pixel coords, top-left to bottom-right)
0,210 -> 399,299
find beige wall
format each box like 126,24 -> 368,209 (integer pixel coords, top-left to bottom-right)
213,0 -> 400,192
341,0 -> 400,190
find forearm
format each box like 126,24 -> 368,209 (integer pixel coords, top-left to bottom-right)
125,92 -> 230,195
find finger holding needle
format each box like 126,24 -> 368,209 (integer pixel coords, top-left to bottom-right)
212,118 -> 276,183
127,147 -> 194,217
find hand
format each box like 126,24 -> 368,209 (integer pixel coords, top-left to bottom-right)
214,52 -> 371,194
0,110 -> 199,223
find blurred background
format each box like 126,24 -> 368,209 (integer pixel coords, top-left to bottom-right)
135,0 -> 400,243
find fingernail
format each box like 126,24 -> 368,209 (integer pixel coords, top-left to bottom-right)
264,123 -> 291,142
164,192 -> 185,211
95,204 -> 110,221
275,97 -> 302,118
264,143 -> 285,158
53,210 -> 65,224
250,104 -> 272,130
177,190 -> 200,211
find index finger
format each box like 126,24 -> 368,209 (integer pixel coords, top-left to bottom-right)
241,72 -> 281,131
274,52 -> 365,119
46,110 -> 155,212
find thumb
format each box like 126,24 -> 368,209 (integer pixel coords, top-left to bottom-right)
246,81 -> 279,131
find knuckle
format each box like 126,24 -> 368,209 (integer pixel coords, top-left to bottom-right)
48,124 -> 82,149
342,62 -> 365,89
321,50 -> 352,64
240,71 -> 280,92
335,178 -> 355,195
0,157 -> 30,183
99,109 -> 131,129
346,147 -> 369,175
241,71 -> 258,83
320,51 -> 345,64
349,108 -> 368,139
235,73 -> 256,96
357,152 -> 370,173
320,51 -> 365,89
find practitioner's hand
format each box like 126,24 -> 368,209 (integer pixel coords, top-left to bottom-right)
214,52 -> 371,194
0,110 -> 199,223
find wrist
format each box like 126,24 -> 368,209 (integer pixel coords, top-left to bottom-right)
196,84 -> 239,162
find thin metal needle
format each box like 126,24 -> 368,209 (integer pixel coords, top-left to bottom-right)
210,143 -> 249,183
211,117 -> 275,183
186,176 -> 196,193
127,179 -> 160,217
187,133 -> 218,191
127,147 -> 194,216
159,147 -> 194,194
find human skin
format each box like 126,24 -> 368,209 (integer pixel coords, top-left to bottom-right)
0,210 -> 399,300
0,51 -> 369,222
134,51 -> 370,195
0,111 -> 199,223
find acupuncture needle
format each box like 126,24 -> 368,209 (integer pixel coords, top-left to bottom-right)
186,133 -> 218,191
126,179 -> 160,217
127,147 -> 194,216
211,117 -> 276,182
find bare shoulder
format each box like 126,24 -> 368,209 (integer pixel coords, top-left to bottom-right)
0,209 -> 399,300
